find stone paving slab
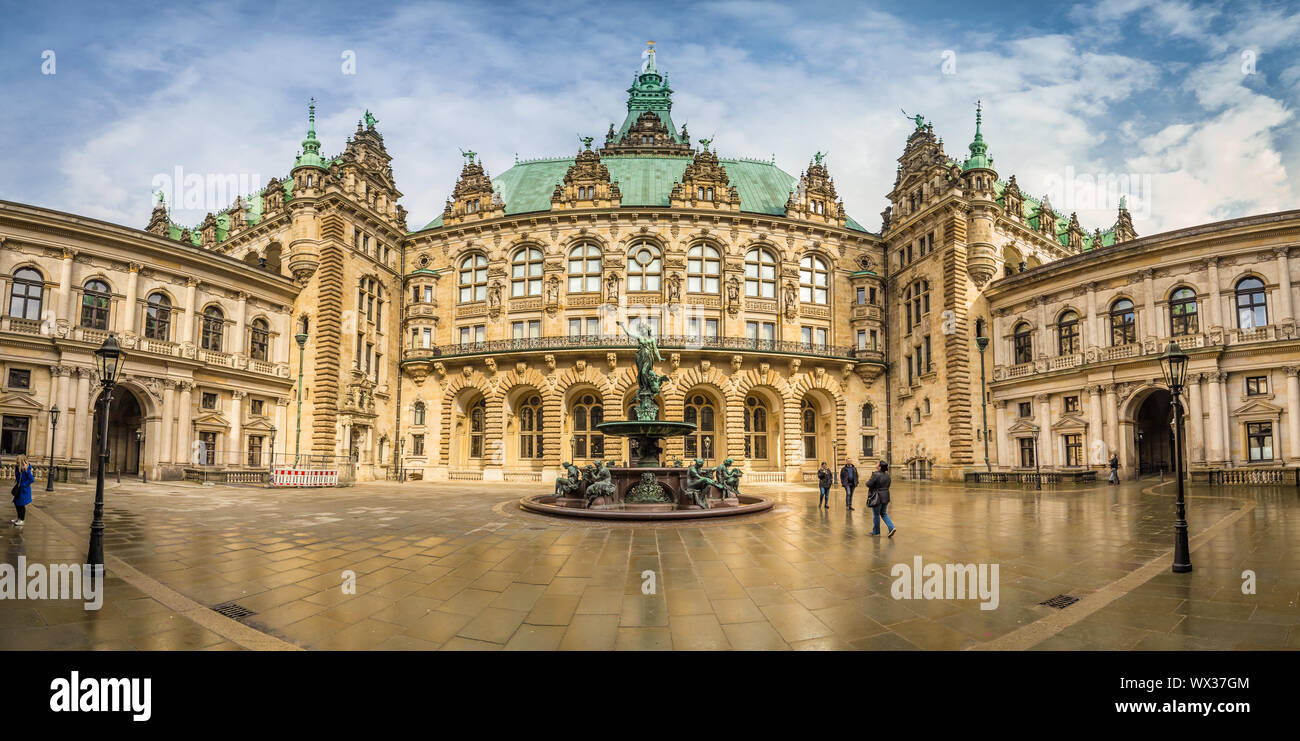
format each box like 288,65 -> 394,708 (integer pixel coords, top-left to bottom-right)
1,476 -> 1296,651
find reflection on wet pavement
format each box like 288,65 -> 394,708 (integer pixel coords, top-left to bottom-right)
2,476 -> 1296,650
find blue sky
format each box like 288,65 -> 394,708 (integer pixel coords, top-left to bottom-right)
1,0 -> 1297,237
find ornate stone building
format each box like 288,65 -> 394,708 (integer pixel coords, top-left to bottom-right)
3,46 -> 1297,484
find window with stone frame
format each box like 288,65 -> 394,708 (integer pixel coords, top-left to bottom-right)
201,306 -> 224,351
687,243 -> 721,294
1019,437 -> 1036,468
1235,277 -> 1268,330
144,293 -> 172,341
799,254 -> 829,304
1247,421 -> 1273,461
744,248 -> 777,298
511,247 -> 544,297
743,396 -> 769,460
0,415 -> 28,455
1057,311 -> 1080,355
567,244 -> 602,294
8,267 -> 43,321
1063,395 -> 1080,414
6,368 -> 31,390
1063,434 -> 1083,467
458,254 -> 488,303
1110,298 -> 1136,346
683,394 -> 717,461
1245,376 -> 1268,396
1013,323 -> 1033,365
80,279 -> 111,329
518,395 -> 545,459
1169,287 -> 1199,336
571,394 -> 604,460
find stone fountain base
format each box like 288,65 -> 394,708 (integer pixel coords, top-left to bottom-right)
521,465 -> 772,521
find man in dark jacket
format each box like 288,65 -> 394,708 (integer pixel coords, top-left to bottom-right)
1108,453 -> 1120,485
839,460 -> 859,510
866,461 -> 895,537
816,462 -> 833,509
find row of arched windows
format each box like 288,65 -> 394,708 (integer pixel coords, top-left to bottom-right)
1010,277 -> 1271,361
6,268 -> 271,357
454,245 -> 832,304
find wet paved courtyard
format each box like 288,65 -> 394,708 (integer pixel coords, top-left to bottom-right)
1,476 -> 1297,650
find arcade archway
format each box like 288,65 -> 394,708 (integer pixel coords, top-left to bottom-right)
92,386 -> 145,475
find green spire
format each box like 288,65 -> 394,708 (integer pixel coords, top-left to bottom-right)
294,98 -> 327,169
962,100 -> 994,171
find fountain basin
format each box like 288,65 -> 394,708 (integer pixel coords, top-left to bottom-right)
595,420 -> 698,468
520,491 -> 774,520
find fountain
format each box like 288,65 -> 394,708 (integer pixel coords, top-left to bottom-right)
519,322 -> 774,520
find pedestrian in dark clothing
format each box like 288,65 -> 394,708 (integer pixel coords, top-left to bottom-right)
1108,453 -> 1120,485
840,460 -> 859,510
816,462 -> 833,508
866,460 -> 895,537
11,454 -> 33,527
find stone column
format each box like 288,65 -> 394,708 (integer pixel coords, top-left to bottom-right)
1207,258 -> 1223,329
274,398 -> 289,466
1186,373 -> 1206,464
1142,268 -> 1157,340
993,400 -> 1008,468
52,366 -> 71,460
1103,384 -> 1119,457
1084,282 -> 1098,349
175,383 -> 195,465
232,292 -> 249,356
159,381 -> 176,465
1035,297 -> 1048,355
122,263 -> 141,336
57,249 -> 76,326
1207,372 -> 1226,464
182,278 -> 198,345
1276,247 -> 1294,327
1219,374 -> 1232,463
1035,394 -> 1052,468
1286,367 -> 1300,461
229,391 -> 244,467
73,368 -> 93,461
1087,385 -> 1104,466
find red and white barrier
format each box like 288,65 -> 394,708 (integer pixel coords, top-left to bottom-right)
270,467 -> 340,487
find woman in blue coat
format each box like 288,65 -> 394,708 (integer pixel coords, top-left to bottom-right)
11,454 -> 33,526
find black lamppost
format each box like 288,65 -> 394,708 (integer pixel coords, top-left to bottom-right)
268,424 -> 276,469
45,404 -> 60,491
1160,341 -> 1192,574
135,428 -> 145,482
294,332 -> 308,465
1030,423 -> 1042,490
975,334 -> 991,473
87,335 -> 124,569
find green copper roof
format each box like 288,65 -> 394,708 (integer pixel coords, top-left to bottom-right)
962,101 -> 994,172
615,46 -> 686,144
419,154 -> 868,233
993,179 -> 1115,251
293,98 -> 327,170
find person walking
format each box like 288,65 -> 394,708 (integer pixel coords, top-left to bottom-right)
816,462 -> 833,509
867,460 -> 895,537
1108,453 -> 1120,485
840,459 -> 859,510
11,454 -> 33,527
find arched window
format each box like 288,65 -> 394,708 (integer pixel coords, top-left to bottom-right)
627,242 -> 662,292
1013,322 -> 1033,364
511,247 -> 543,297
799,255 -> 829,304
249,318 -> 270,361
8,268 -> 43,320
1057,311 -> 1079,355
201,306 -> 224,351
682,394 -> 716,461
458,254 -> 488,303
861,403 -> 874,428
571,394 -> 604,460
1110,298 -> 1136,345
687,244 -> 720,294
144,293 -> 172,341
412,401 -> 426,426
745,248 -> 777,298
468,398 -> 486,458
80,280 -> 111,329
905,280 -> 930,330
1169,287 -> 1199,336
801,398 -> 817,460
518,395 -> 544,459
1235,277 -> 1267,329
567,244 -> 602,293
743,396 -> 769,460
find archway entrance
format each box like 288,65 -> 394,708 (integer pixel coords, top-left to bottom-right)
1134,389 -> 1175,476
92,387 -> 144,475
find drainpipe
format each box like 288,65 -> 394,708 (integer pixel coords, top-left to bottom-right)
882,278 -> 893,468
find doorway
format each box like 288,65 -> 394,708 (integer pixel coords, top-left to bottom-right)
1134,389 -> 1175,476
92,387 -> 143,475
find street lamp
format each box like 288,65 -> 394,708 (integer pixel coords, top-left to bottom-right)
1160,340 -> 1192,574
88,334 -> 124,569
268,424 -> 276,469
1029,423 -> 1042,490
975,333 -> 991,473
294,331 -> 308,465
135,427 -> 145,482
45,404 -> 60,491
